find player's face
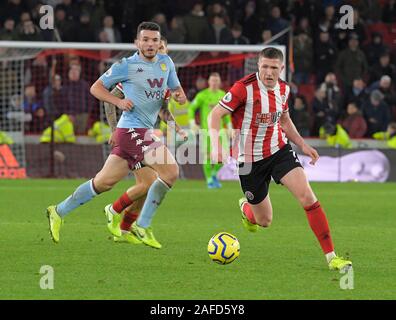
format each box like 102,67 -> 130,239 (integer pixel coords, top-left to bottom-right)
158,40 -> 168,54
208,75 -> 221,90
257,56 -> 284,88
137,30 -> 161,60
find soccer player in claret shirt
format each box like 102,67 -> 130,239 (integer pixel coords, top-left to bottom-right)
46,22 -> 187,248
189,72 -> 232,188
208,47 -> 352,271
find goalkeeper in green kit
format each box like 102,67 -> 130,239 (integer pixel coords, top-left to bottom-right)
189,73 -> 232,188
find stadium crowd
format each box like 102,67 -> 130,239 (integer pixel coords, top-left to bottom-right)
0,0 -> 395,142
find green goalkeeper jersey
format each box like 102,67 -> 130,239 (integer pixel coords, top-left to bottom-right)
188,88 -> 231,130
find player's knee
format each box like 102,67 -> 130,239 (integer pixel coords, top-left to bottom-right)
93,177 -> 115,193
299,190 -> 316,207
160,164 -> 179,186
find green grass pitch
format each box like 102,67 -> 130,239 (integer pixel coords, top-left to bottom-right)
0,179 -> 395,300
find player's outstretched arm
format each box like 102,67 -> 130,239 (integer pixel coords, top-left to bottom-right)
90,79 -> 133,111
208,105 -> 231,163
280,111 -> 319,165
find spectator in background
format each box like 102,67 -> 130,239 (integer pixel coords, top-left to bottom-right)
368,76 -> 396,113
315,30 -> 337,84
2,0 -> 27,25
290,95 -> 310,137
312,87 -> 331,136
152,13 -> 169,37
78,0 -> 106,31
206,14 -> 233,44
335,33 -> 368,93
43,74 -> 70,119
357,0 -> 383,23
290,0 -> 322,30
187,76 -> 207,101
74,12 -> 96,42
335,9 -> 366,51
207,1 -> 231,26
343,77 -> 369,110
346,8 -> 366,44
241,1 -> 261,44
340,102 -> 367,138
183,2 -> 210,44
0,18 -> 16,40
382,0 -> 396,23
368,52 -> 396,84
23,84 -> 46,133
97,15 -> 121,43
167,16 -> 186,44
292,32 -> 313,84
56,0 -> 78,22
230,23 -> 249,45
295,16 -> 312,38
15,18 -> 43,41
54,6 -> 74,42
35,3 -> 58,42
362,90 -> 391,137
265,5 -> 289,45
363,32 -> 389,66
319,72 -> 342,120
260,29 -> 279,45
319,4 -> 337,40
64,64 -> 93,134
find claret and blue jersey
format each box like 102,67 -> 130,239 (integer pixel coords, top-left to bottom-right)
99,52 -> 181,129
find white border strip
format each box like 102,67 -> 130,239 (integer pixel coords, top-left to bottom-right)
0,41 -> 282,53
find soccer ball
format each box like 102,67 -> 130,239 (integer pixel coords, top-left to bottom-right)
208,232 -> 240,265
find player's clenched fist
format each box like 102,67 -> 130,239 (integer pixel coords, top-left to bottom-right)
172,90 -> 187,105
117,98 -> 133,111
302,143 -> 319,165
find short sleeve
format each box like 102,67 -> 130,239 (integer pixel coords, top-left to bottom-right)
166,57 -> 181,90
219,82 -> 246,112
99,58 -> 129,89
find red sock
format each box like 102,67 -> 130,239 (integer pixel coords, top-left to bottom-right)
120,210 -> 139,232
242,202 -> 257,224
304,201 -> 334,254
112,192 -> 133,213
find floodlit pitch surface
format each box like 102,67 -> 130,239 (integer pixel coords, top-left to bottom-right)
0,179 -> 395,299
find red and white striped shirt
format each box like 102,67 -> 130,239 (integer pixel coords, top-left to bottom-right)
219,72 -> 290,163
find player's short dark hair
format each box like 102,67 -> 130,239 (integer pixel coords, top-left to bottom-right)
259,47 -> 283,61
161,35 -> 167,44
137,21 -> 161,35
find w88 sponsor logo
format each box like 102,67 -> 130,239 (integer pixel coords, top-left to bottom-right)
145,89 -> 166,100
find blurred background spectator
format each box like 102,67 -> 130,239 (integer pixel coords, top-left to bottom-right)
290,95 -> 310,137
2,0 -> 395,140
340,102 -> 367,138
362,90 -> 391,137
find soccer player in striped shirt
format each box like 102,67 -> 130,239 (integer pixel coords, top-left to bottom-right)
208,47 -> 352,271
